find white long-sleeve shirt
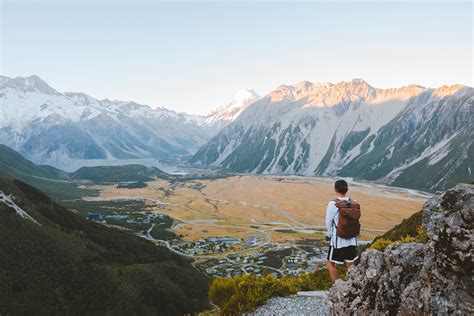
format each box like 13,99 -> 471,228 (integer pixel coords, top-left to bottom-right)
326,197 -> 358,249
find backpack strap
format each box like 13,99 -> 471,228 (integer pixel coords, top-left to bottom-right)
332,199 -> 339,228
332,199 -> 339,247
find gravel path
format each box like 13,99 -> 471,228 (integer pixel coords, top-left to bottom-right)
250,293 -> 329,316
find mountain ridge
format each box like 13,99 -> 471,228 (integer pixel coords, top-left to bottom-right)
0,75 -> 216,170
0,75 -> 263,170
190,79 -> 473,191
2,75 -> 471,191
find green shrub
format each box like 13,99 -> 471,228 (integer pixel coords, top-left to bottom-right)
149,226 -> 178,240
415,225 -> 429,243
378,210 -> 423,241
369,238 -> 394,251
209,267 -> 345,315
208,278 -> 237,308
369,226 -> 428,251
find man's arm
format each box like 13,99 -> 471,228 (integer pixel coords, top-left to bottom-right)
326,202 -> 335,239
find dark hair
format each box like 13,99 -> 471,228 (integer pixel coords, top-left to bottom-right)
335,179 -> 348,194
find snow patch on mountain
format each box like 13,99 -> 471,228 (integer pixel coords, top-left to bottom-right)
383,133 -> 459,183
205,89 -> 260,130
0,191 -> 40,224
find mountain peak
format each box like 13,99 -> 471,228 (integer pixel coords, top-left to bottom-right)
229,89 -> 261,107
334,78 -> 373,92
205,89 -> 261,127
0,75 -> 58,95
432,84 -> 468,97
295,80 -> 313,88
269,78 -> 376,104
349,78 -> 370,86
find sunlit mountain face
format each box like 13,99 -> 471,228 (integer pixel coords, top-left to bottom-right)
191,79 -> 473,192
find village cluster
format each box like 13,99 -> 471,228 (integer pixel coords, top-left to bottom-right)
86,211 -> 329,279
87,211 -> 169,225
199,244 -> 328,278
169,235 -> 265,256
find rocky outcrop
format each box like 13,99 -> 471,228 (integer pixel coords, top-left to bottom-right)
329,183 -> 473,315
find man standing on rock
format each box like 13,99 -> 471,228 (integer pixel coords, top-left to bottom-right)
325,179 -> 361,282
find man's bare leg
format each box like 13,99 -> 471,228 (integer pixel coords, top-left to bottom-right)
326,260 -> 339,282
345,261 -> 353,270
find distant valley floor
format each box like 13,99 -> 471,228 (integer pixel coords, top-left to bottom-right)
86,175 -> 426,241
79,174 -> 426,275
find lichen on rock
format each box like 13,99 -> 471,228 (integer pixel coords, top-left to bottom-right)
329,183 -> 473,315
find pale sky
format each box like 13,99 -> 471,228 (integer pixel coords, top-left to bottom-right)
1,0 -> 472,115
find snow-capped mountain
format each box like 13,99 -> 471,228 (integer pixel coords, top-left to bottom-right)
205,89 -> 260,130
190,79 -> 474,191
0,75 -> 213,170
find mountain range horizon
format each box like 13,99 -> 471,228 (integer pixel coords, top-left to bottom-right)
1,74 -> 472,192
3,74 -> 471,116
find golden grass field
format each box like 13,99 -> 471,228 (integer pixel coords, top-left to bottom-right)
85,175 -> 428,242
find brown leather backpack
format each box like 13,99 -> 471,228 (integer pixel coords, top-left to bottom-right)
334,198 -> 361,238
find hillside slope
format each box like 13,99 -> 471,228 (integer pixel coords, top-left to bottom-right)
0,144 -> 93,200
0,176 -> 210,315
0,144 -> 173,200
70,164 -> 170,183
0,144 -> 66,179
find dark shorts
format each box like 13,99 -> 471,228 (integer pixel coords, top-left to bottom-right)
327,245 -> 358,264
